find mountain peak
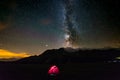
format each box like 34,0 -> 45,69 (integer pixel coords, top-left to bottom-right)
64,47 -> 79,52
14,48 -> 120,64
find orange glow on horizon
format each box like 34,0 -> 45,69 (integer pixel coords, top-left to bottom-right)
0,49 -> 30,59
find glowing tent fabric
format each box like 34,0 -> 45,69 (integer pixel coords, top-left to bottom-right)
48,65 -> 60,76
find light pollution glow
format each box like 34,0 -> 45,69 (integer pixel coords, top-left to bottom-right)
0,49 -> 30,59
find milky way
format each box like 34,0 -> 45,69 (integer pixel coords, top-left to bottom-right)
63,0 -> 80,48
0,0 -> 120,56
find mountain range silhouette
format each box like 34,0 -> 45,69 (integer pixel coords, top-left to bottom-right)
14,48 -> 120,64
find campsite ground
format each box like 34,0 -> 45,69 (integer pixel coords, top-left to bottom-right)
0,63 -> 120,80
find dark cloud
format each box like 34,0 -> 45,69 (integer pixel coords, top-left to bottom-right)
0,0 -> 16,31
0,22 -> 7,31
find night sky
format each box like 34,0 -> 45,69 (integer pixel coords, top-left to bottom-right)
0,0 -> 120,57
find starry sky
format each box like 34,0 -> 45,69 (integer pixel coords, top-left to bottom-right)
0,0 -> 120,56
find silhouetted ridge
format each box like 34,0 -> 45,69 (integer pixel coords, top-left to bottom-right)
15,48 -> 120,64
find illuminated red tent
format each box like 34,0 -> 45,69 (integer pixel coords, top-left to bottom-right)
48,65 -> 60,76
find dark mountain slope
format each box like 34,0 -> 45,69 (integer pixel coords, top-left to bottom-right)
15,48 -> 120,64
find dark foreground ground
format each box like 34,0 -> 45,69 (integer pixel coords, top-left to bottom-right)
0,63 -> 120,80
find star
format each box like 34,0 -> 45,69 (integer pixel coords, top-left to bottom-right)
45,44 -> 48,47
